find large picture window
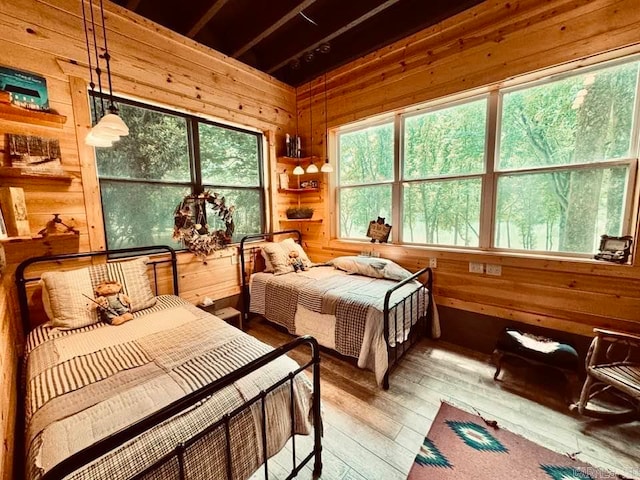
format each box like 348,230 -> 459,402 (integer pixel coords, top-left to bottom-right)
335,56 -> 640,257
93,97 -> 264,250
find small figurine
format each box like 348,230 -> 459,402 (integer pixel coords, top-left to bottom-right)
94,280 -> 133,325
288,250 -> 306,273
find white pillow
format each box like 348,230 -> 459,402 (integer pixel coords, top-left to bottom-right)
40,257 -> 156,330
329,256 -> 412,281
261,238 -> 312,275
261,249 -> 274,273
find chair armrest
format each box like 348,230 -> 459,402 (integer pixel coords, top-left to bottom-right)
594,328 -> 640,344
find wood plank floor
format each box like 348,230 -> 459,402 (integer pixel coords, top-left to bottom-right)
246,318 -> 640,480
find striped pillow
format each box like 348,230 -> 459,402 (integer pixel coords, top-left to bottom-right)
105,257 -> 157,312
41,257 -> 156,330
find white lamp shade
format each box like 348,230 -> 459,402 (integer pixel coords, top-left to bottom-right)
321,160 -> 334,173
85,129 -> 117,147
96,113 -> 130,136
293,164 -> 305,175
306,162 -> 319,173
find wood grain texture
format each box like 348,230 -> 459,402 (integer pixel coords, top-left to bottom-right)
289,0 -> 640,336
0,0 -> 295,475
246,318 -> 640,480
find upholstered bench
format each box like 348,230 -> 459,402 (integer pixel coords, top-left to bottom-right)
493,328 -> 580,402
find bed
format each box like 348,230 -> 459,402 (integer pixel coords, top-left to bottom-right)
16,246 -> 322,480
240,231 -> 439,389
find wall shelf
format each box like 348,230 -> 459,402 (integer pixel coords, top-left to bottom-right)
0,166 -> 73,182
278,187 -> 320,193
280,218 -> 323,223
0,103 -> 67,129
277,156 -> 320,166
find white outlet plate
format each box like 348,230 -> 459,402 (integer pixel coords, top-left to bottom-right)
469,262 -> 484,273
429,258 -> 437,268
486,264 -> 502,276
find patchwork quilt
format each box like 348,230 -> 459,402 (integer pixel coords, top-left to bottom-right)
24,295 -> 313,480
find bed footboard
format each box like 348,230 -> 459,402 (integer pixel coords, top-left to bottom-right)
382,266 -> 433,390
41,335 -> 323,480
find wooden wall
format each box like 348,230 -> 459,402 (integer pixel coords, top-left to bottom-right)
0,0 -> 295,478
293,0 -> 640,337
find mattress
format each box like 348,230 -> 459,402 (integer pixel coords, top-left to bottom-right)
24,295 -> 313,480
250,266 -> 437,386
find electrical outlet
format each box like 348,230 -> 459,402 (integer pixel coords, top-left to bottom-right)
486,264 -> 502,276
429,258 -> 437,269
231,254 -> 239,265
469,262 -> 484,274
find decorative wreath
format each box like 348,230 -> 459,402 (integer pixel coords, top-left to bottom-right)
173,191 -> 235,258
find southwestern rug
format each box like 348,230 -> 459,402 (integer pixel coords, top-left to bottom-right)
407,403 -> 632,480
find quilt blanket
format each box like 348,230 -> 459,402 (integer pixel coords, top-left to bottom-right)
24,295 -> 313,480
250,266 -> 435,386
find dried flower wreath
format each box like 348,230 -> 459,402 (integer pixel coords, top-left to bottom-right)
173,191 -> 235,258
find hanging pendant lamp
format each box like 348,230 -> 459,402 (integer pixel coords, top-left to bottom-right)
82,0 -> 128,147
321,73 -> 334,173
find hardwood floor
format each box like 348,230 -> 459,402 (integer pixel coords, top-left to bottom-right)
246,318 -> 640,480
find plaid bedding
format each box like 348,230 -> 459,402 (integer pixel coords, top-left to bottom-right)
250,266 -> 429,385
24,295 -> 313,480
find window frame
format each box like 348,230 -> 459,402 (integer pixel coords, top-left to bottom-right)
92,94 -> 266,251
333,54 -> 640,258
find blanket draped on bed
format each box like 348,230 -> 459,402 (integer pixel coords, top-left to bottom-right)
250,266 -> 440,386
24,296 -> 313,480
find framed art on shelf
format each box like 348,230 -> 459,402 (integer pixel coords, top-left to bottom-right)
0,206 -> 7,240
0,186 -> 31,237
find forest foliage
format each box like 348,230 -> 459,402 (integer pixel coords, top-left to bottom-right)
338,59 -> 639,254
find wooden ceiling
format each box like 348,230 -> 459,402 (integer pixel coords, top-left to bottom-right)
113,0 -> 485,86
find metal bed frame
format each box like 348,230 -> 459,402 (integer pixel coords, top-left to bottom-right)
16,245 -> 322,480
239,230 -> 433,390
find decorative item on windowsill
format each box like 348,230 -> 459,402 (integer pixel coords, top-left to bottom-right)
286,207 -> 314,219
366,217 -> 392,243
37,214 -> 79,237
594,234 -> 632,264
173,192 -> 235,259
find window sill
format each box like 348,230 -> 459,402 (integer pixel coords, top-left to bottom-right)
326,238 -> 637,275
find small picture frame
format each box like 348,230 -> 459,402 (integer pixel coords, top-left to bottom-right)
279,171 -> 289,189
594,235 -> 633,264
0,206 -> 7,240
366,217 -> 392,243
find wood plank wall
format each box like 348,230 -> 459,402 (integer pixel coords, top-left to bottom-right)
292,0 -> 640,337
0,1 -> 295,477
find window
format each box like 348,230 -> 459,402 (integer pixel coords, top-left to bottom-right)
338,122 -> 394,239
93,97 -> 264,250
402,99 -> 487,246
335,56 -> 640,257
496,60 -> 638,254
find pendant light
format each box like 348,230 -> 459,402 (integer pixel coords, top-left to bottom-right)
82,0 -> 129,147
306,80 -> 319,173
321,73 -> 334,173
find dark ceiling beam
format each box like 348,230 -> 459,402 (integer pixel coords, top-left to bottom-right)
266,0 -> 401,75
186,0 -> 231,39
232,0 -> 320,59
126,0 -> 142,11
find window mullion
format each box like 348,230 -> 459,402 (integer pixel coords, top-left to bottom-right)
189,119 -> 202,194
392,113 -> 402,243
480,90 -> 499,249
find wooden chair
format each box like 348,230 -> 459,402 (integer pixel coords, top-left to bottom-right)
571,328 -> 640,420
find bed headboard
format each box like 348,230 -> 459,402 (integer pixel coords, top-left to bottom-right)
238,229 -> 302,321
15,245 -> 178,335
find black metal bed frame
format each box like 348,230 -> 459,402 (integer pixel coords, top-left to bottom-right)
239,231 -> 433,390
16,245 -> 322,480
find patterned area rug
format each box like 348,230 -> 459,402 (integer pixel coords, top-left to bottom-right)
408,403 -> 631,480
